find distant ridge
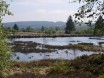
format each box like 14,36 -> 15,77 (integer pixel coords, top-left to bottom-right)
4,21 -> 65,28
4,21 -> 91,30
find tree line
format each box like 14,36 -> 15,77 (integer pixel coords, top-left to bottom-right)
5,15 -> 104,35
5,24 -> 63,34
65,15 -> 104,35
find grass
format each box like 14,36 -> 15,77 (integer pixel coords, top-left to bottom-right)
9,32 -> 96,38
2,54 -> 104,78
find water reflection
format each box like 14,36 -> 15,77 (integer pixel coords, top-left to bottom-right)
43,38 -> 48,45
11,37 -> 104,46
11,49 -> 101,62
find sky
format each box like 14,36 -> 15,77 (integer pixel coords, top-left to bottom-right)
3,0 -> 83,23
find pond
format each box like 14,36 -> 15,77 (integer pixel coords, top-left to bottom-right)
10,36 -> 104,46
9,36 -> 104,62
11,49 -> 101,62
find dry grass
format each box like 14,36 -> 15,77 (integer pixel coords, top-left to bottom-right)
6,54 -> 104,78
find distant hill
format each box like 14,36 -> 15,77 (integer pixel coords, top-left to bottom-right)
4,21 -> 65,29
3,21 -> 92,30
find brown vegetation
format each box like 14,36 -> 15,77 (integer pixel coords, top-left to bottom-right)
12,41 -> 104,53
9,32 -> 96,38
5,54 -> 104,78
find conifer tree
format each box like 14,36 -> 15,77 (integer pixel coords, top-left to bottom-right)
93,16 -> 104,35
65,16 -> 75,34
13,24 -> 19,31
41,26 -> 45,32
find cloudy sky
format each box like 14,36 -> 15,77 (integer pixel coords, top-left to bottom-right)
3,0 -> 82,22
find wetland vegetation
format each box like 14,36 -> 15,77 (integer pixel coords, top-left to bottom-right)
5,36 -> 104,78
5,54 -> 104,78
1,0 -> 104,78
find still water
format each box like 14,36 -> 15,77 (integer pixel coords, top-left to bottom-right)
11,49 -> 102,62
11,37 -> 104,46
10,37 -> 104,62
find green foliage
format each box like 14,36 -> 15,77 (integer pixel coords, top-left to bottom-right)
65,16 -> 75,34
75,28 -> 94,35
25,26 -> 34,32
70,54 -> 104,77
0,0 -> 12,17
93,16 -> 104,35
73,0 -> 104,22
51,60 -> 75,74
0,0 -> 12,77
55,26 -> 60,31
0,26 -> 11,77
45,27 -> 56,35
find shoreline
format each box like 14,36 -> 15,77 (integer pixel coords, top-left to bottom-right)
6,54 -> 104,78
11,41 -> 104,53
9,34 -> 104,38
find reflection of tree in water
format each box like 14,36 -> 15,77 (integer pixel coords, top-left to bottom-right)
50,38 -> 56,41
65,49 -> 76,59
65,50 -> 68,55
43,53 -> 50,60
8,38 -> 15,42
43,38 -> 48,45
73,49 -> 76,58
99,42 -> 104,47
43,38 -> 56,45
